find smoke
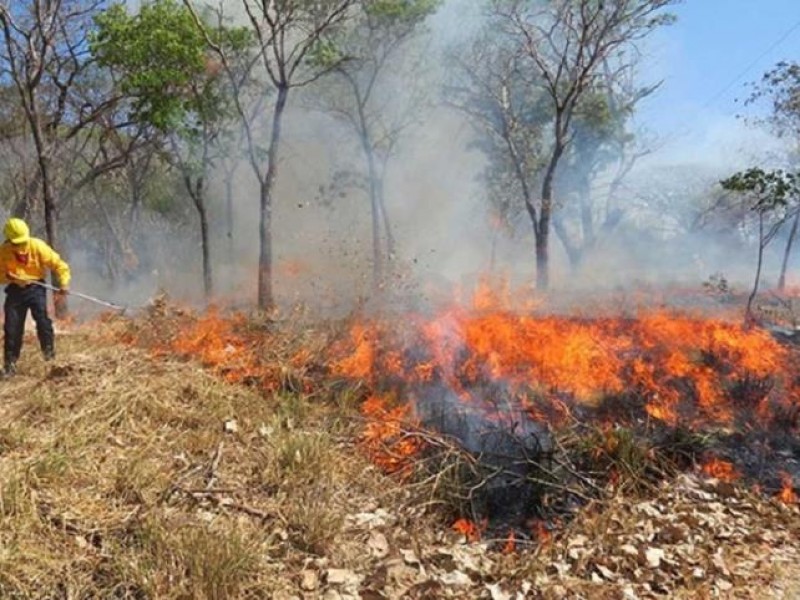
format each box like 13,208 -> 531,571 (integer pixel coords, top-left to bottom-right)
36,0 -> 798,319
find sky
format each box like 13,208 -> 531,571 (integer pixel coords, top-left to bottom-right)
638,0 -> 800,164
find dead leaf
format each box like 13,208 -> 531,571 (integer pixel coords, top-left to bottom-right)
644,547 -> 665,569
326,569 -> 360,587
486,582 -> 512,600
368,531 -> 390,559
622,585 -> 639,600
596,564 -> 616,581
439,570 -> 472,587
400,548 -> 420,565
717,579 -> 733,592
300,570 -> 318,591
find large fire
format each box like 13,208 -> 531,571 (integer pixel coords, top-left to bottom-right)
333,284 -> 798,457
121,281 -> 800,539
328,279 -> 800,539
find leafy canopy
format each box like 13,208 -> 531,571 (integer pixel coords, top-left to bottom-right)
720,168 -> 800,213
91,0 -> 250,133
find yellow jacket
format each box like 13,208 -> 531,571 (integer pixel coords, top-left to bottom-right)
0,238 -> 71,288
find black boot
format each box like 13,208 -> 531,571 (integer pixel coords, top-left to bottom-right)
2,362 -> 16,379
43,347 -> 55,361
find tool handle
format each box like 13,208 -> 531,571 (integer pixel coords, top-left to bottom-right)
8,276 -> 126,311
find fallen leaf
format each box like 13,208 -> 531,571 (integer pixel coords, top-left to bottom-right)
299,570 -> 318,591
368,531 -> 390,559
596,564 -> 616,581
486,582 -> 512,600
439,570 -> 472,587
400,548 -> 420,565
644,547 -> 665,569
326,569 -> 360,587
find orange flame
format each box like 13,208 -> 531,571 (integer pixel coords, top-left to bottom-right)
777,473 -> 798,504
329,280 -> 800,480
502,530 -> 516,554
335,305 -> 794,432
529,519 -> 551,544
452,518 -> 486,542
701,457 -> 740,482
360,395 -> 423,475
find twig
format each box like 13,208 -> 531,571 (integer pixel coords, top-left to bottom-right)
174,486 -> 286,524
205,440 -> 224,490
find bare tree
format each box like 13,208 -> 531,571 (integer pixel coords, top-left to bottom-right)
315,0 -> 439,287
0,0 -> 136,315
490,0 -> 675,289
185,0 -> 355,310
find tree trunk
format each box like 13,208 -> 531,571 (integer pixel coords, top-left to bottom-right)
225,168 -> 235,259
536,137 -> 566,290
361,132 -> 383,287
39,155 -> 69,318
553,216 -> 581,270
186,176 -> 212,300
258,84 -> 288,311
746,213 -> 766,325
198,197 -> 212,300
377,176 -> 396,261
778,208 -> 800,292
578,175 -> 594,251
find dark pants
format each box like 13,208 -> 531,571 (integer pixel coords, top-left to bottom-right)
4,283 -> 54,366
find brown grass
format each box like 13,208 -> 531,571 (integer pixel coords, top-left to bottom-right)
0,331 -> 389,598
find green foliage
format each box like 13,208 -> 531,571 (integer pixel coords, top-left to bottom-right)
574,90 -> 614,133
365,0 -> 442,25
91,0 -> 251,135
308,38 -> 344,71
91,1 -> 207,131
720,168 -> 800,213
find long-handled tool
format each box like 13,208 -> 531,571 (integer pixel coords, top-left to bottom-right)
9,276 -> 127,312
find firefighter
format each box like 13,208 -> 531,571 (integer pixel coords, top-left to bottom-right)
0,218 -> 70,377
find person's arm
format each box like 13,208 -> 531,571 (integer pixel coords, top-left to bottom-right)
0,246 -> 11,284
37,240 -> 71,289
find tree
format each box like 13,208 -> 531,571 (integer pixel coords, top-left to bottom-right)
720,168 -> 800,322
0,0 -> 141,315
746,61 -> 800,144
737,61 -> 800,291
185,0 -> 355,311
551,65 -> 658,270
448,27 -> 546,274
91,0 -> 253,299
485,0 -> 675,289
316,0 -> 440,287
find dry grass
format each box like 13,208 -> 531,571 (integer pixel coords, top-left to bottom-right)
0,331 -> 389,598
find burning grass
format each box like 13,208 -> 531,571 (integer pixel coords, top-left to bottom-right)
2,288 -> 799,597
330,286 -> 800,532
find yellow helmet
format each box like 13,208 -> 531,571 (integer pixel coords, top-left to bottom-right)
4,218 -> 30,245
